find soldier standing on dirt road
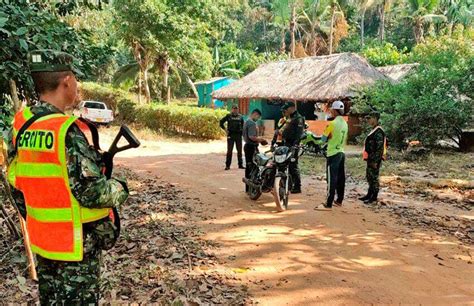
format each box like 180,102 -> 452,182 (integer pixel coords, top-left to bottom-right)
243,109 -> 268,192
281,102 -> 305,194
220,105 -> 244,170
315,100 -> 348,211
5,50 -> 129,305
360,111 -> 387,204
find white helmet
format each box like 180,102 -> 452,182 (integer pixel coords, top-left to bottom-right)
331,100 -> 345,111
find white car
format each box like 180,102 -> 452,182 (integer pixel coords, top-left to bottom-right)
74,101 -> 114,124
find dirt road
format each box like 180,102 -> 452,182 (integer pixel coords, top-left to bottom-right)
115,137 -> 473,305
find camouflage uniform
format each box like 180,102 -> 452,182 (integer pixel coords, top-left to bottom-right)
364,127 -> 385,199
6,102 -> 128,305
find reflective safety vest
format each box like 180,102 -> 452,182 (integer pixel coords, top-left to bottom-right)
363,126 -> 388,161
7,107 -> 111,261
276,118 -> 287,142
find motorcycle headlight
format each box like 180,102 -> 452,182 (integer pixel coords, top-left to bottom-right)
274,154 -> 287,164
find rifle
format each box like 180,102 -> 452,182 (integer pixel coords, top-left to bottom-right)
101,125 -> 141,236
102,125 -> 141,179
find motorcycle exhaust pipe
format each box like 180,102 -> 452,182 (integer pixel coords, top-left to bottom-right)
242,177 -> 260,189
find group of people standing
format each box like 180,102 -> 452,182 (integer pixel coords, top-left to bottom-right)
220,100 -> 387,210
220,102 -> 305,194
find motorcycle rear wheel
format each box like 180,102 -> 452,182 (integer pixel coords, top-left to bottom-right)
273,176 -> 289,212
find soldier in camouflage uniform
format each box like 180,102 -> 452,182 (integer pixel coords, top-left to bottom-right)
6,50 -> 128,305
359,111 -> 386,204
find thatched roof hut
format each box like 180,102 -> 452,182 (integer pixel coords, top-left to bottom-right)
377,63 -> 419,81
213,52 -> 391,102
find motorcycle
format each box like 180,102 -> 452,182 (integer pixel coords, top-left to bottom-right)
300,125 -> 327,157
242,145 -> 296,212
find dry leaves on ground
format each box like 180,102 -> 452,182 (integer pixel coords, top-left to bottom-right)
0,168 -> 251,304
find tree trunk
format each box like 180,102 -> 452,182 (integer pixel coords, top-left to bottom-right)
280,28 -> 286,54
360,8 -> 366,46
329,4 -> 336,54
161,57 -> 170,104
290,4 -> 296,58
414,18 -> 424,43
133,42 -> 143,104
447,22 -> 454,36
138,70 -> 142,104
9,80 -> 21,112
143,66 -> 151,103
378,3 -> 385,43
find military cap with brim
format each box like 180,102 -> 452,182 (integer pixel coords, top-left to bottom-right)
281,101 -> 296,111
29,49 -> 83,77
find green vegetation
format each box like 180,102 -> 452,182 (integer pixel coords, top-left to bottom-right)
361,43 -> 409,66
0,0 -> 472,142
353,30 -> 473,149
83,82 -> 226,139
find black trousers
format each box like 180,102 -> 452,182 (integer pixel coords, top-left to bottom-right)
289,149 -> 301,190
244,143 -> 258,191
226,134 -> 243,167
326,152 -> 345,207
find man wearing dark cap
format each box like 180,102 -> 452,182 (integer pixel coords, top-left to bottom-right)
360,111 -> 387,204
281,102 -> 305,193
220,105 -> 244,170
6,50 -> 128,304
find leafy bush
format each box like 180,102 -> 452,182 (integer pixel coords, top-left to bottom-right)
83,82 -> 226,139
80,82 -> 130,113
118,101 -> 227,139
0,97 -> 13,135
353,33 -> 473,149
361,43 -> 409,67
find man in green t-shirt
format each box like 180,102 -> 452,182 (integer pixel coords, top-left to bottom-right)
315,101 -> 348,211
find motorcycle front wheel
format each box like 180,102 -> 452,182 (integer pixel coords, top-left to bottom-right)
272,176 -> 289,212
247,169 -> 262,201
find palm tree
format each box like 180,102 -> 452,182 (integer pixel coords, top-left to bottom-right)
270,0 -> 305,57
328,0 -> 346,53
297,0 -> 331,55
407,0 -> 447,43
441,0 -> 473,34
357,0 -> 376,46
211,47 -> 243,78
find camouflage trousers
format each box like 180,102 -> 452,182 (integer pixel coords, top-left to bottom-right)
37,248 -> 101,306
366,163 -> 381,197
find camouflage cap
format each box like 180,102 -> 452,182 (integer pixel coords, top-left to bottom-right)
29,49 -> 82,76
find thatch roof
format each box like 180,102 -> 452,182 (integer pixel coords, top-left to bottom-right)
377,63 -> 419,81
212,53 -> 391,102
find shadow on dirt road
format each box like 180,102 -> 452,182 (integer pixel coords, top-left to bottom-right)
114,138 -> 473,305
